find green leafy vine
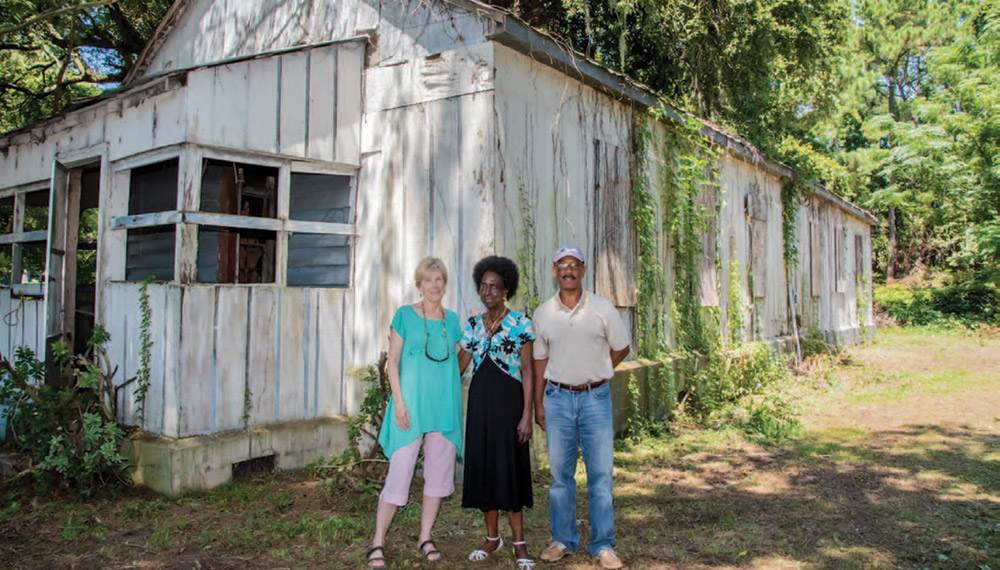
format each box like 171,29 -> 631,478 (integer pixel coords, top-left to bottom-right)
134,276 -> 154,427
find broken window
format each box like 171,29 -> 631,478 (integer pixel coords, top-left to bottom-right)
115,151 -> 356,288
835,225 -> 847,293
0,189 -> 50,293
194,160 -> 279,284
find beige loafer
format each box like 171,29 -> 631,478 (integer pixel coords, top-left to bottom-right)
596,547 -> 623,569
539,541 -> 572,562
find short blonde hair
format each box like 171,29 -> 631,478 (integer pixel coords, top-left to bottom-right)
414,256 -> 448,288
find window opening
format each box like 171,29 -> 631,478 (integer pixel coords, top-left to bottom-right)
201,159 -> 277,217
129,159 -> 178,215
197,227 -> 276,284
126,159 -> 179,282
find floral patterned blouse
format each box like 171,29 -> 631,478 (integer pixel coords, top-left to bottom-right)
459,311 -> 535,381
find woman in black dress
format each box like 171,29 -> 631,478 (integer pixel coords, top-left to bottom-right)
458,256 -> 535,570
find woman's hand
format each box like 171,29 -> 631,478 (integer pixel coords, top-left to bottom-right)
394,401 -> 411,431
517,412 -> 533,443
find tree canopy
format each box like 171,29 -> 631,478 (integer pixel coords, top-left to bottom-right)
2,0 -> 996,285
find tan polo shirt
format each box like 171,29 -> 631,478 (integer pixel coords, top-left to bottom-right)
532,290 -> 631,384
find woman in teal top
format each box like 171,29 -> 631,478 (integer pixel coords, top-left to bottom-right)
368,257 -> 463,569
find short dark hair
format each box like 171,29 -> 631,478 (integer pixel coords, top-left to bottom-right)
472,256 -> 519,300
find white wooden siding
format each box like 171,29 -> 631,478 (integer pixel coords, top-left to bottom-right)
103,283 -> 358,437
493,45 -> 632,312
0,290 -> 45,362
141,0 -> 488,77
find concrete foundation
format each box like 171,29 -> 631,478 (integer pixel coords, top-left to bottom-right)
123,416 -> 350,496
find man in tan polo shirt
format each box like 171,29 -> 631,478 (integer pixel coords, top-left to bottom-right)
533,245 -> 630,570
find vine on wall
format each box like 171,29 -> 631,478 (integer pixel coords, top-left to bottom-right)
134,276 -> 154,427
516,183 -> 541,314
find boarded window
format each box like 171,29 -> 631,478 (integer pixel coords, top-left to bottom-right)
810,214 -> 822,298
698,186 -> 719,306
750,220 -> 767,299
835,225 -> 847,293
854,234 -> 865,277
126,226 -> 176,281
593,140 -> 635,307
129,159 -> 178,215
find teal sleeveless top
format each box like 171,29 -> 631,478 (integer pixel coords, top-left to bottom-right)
378,305 -> 463,459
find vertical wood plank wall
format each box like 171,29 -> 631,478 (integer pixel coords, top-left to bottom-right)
103,283 -> 357,437
493,45 -> 634,335
0,291 -> 45,362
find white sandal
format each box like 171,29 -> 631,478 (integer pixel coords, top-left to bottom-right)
513,541 -> 535,570
468,536 -> 503,561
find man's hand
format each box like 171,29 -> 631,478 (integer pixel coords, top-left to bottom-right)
534,406 -> 545,431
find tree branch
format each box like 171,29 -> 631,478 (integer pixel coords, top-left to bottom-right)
0,0 -> 120,37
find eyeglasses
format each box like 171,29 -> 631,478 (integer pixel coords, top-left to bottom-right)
421,302 -> 450,363
555,262 -> 584,270
478,282 -> 506,294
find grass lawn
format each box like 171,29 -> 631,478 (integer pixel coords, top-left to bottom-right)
1,327 -> 998,569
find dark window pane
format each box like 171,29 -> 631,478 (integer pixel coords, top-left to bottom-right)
126,226 -> 175,281
287,233 -> 351,287
129,159 -> 178,215
289,173 -> 353,223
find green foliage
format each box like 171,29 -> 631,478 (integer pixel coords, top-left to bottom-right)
0,326 -> 130,492
736,394 -> 802,444
515,183 -> 540,314
727,257 -> 746,345
631,112 -> 667,358
0,1 -> 173,133
700,342 -> 791,409
874,283 -> 1000,326
134,275 -> 154,427
312,361 -> 389,493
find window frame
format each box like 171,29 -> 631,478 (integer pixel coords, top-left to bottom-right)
111,145 -> 358,287
0,182 -> 52,297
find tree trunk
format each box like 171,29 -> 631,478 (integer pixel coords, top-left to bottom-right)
887,206 -> 897,281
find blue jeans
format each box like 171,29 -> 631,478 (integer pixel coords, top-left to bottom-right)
544,381 -> 615,556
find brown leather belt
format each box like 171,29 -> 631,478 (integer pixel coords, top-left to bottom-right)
548,379 -> 608,392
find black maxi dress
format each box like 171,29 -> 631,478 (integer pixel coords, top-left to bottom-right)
461,318 -> 533,513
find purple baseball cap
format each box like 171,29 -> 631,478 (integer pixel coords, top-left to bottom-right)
553,245 -> 585,264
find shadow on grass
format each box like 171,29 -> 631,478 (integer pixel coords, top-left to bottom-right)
603,424 -> 1000,569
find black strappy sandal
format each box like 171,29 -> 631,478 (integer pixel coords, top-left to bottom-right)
419,539 -> 442,563
366,546 -> 386,569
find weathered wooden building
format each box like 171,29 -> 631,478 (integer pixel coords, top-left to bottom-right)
0,0 -> 874,493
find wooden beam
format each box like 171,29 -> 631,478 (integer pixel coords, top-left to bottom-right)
0,230 -> 47,245
110,211 -> 182,229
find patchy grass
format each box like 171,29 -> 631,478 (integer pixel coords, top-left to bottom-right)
2,327 -> 999,569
